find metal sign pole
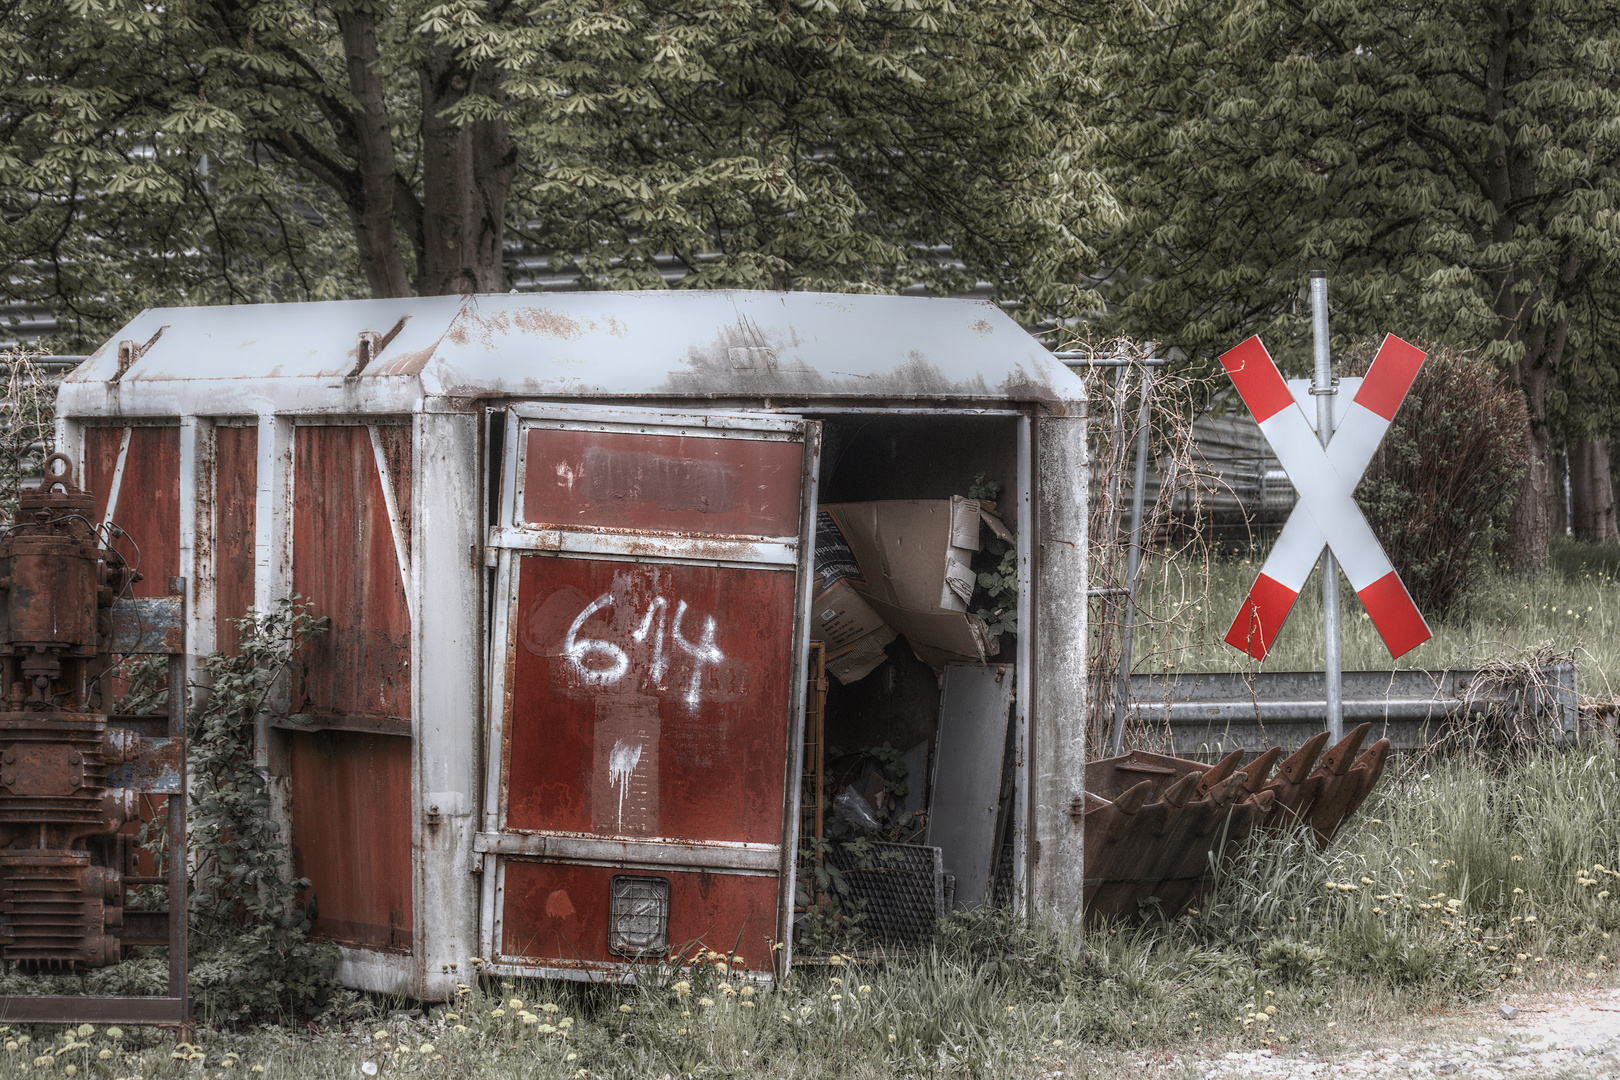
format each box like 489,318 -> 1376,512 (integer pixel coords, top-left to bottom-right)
1109,355 -> 1155,757
1309,272 -> 1344,743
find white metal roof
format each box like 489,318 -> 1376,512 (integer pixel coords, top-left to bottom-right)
58,291 -> 1081,417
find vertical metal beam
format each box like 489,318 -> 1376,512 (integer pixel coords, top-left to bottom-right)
1033,405 -> 1087,926
178,418 -> 216,679
413,408 -> 483,1000
1311,272 -> 1344,744
1013,415 -> 1033,917
252,415 -> 296,883
777,420 -> 820,980
1109,365 -> 1155,756
166,590 -> 191,1033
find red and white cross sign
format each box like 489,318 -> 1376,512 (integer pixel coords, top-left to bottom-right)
1221,333 -> 1432,660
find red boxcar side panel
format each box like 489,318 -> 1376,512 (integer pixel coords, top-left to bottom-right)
292,425 -> 411,724
288,730 -> 413,951
85,426 -> 181,597
214,426 -> 258,654
505,557 -> 794,844
500,862 -> 777,971
521,428 -> 802,537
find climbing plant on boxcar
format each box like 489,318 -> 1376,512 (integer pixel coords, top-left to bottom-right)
123,596 -> 337,1020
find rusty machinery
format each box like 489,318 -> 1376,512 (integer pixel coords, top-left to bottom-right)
1079,724 -> 1391,923
0,454 -> 189,1026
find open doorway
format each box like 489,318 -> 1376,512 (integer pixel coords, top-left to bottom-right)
795,412 -> 1027,955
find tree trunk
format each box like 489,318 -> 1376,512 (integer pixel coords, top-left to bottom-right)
1570,436 -> 1618,542
1505,423 -> 1552,572
416,46 -> 516,296
337,12 -> 413,299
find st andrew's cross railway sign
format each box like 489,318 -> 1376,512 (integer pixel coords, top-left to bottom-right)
1221,333 -> 1433,661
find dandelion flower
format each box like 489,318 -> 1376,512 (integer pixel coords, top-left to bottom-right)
887,1033 -> 897,1044
541,1002 -> 560,1013
1361,877 -> 1373,885
828,955 -> 845,966
97,1050 -> 111,1061
672,981 -> 691,996
454,1026 -> 467,1034
719,984 -> 735,997
1513,888 -> 1524,895
566,1053 -> 577,1062
715,962 -> 729,975
559,1018 -> 574,1028
508,998 -> 524,1010
830,994 -> 842,1002
1601,891 -> 1611,900
373,1031 -> 389,1040
4,1042 -> 14,1052
521,1015 -> 538,1026
740,986 -> 755,998
618,1004 -> 632,1014
64,1068 -> 77,1077
741,1001 -> 755,1009
251,1068 -> 265,1074
490,1009 -> 505,1018
698,998 -> 714,1008
858,985 -> 871,994
781,1013 -> 792,1022
1052,1039 -> 1064,1048
419,1043 -> 434,1055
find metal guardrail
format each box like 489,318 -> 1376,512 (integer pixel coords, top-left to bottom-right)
1127,665 -> 1579,756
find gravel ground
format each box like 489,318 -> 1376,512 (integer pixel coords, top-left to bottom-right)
1193,988 -> 1620,1079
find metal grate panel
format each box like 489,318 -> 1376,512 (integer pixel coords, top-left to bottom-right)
827,842 -> 943,946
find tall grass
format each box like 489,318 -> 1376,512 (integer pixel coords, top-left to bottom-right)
19,747 -> 1614,1080
1132,538 -> 1620,697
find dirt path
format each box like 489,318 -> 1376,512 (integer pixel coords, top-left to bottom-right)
1194,988 -> 1620,1079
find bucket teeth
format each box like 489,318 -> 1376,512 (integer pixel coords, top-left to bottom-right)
1318,722 -> 1371,777
1205,771 -> 1249,807
1277,731 -> 1329,783
1239,746 -> 1283,792
1163,770 -> 1202,808
1082,730 -> 1391,926
1194,748 -> 1245,799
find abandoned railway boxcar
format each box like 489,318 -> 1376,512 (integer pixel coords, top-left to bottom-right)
56,291 -> 1088,1000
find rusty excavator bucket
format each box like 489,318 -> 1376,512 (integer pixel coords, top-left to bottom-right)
1078,724 -> 1392,924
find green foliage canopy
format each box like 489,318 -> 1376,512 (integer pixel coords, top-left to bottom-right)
1073,0 -> 1620,562
1,0 -> 1109,346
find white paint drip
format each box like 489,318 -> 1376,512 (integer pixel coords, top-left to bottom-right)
607,739 -> 643,831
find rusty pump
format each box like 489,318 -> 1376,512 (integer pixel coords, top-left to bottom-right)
0,455 -> 144,971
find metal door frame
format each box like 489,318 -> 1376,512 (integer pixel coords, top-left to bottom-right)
476,403 -> 819,981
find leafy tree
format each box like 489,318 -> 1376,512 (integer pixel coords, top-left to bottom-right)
1,0 -> 1104,346
1074,0 -> 1620,569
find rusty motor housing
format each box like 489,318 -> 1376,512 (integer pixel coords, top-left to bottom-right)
0,455 -> 138,971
